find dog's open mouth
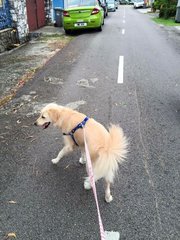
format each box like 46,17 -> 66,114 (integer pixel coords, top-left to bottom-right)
43,122 -> 50,129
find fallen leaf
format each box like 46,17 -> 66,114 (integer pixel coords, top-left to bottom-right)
18,80 -> 25,87
5,126 -> 11,130
8,200 -> 17,204
22,125 -> 29,128
7,232 -> 16,238
26,136 -> 34,139
65,164 -> 70,169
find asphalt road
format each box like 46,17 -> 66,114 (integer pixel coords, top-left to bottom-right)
0,6 -> 180,240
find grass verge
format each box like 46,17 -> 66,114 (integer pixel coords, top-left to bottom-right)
153,17 -> 180,26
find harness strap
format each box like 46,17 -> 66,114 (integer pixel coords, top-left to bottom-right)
63,116 -> 89,146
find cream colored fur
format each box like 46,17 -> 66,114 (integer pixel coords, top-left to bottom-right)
35,103 -> 128,203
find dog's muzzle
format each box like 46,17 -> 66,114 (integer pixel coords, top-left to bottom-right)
34,121 -> 50,129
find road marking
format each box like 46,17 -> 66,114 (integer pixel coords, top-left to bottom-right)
105,231 -> 120,240
117,56 -> 124,84
123,19 -> 125,23
122,29 -> 125,35
123,7 -> 125,18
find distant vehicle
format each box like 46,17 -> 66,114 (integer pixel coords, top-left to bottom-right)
107,0 -> 116,11
128,0 -> 134,4
99,0 -> 108,17
119,0 -> 129,4
133,0 -> 144,8
115,0 -> 119,9
63,0 -> 104,34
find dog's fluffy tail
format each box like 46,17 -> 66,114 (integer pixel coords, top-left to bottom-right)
94,124 -> 128,183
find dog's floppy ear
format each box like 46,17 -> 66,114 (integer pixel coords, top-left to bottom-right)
48,108 -> 61,123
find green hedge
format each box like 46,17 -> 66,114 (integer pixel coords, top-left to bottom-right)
159,5 -> 177,18
153,0 -> 177,19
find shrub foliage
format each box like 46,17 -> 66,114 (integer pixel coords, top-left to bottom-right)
153,0 -> 178,19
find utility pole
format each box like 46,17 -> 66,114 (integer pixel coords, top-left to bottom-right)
175,0 -> 180,22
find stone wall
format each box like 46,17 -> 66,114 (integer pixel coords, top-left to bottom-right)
45,0 -> 53,24
9,0 -> 29,43
0,0 -> 52,53
0,28 -> 18,53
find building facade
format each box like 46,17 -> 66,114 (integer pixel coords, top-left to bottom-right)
0,0 -> 64,53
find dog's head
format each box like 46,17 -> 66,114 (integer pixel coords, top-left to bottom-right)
34,103 -> 63,129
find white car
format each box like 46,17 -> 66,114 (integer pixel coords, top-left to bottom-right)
107,0 -> 116,11
115,0 -> 119,9
134,0 -> 144,8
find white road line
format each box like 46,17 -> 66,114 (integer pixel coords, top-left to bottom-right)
123,7 -> 125,18
105,231 -> 120,240
117,56 -> 124,84
122,29 -> 125,35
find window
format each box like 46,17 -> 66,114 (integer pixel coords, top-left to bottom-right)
67,0 -> 96,8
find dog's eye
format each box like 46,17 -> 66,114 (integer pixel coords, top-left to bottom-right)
42,115 -> 45,119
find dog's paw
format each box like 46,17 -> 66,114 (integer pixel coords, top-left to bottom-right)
105,194 -> 113,203
79,157 -> 86,165
51,158 -> 59,164
84,178 -> 91,190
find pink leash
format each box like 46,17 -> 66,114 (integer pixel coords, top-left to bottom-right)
83,127 -> 106,240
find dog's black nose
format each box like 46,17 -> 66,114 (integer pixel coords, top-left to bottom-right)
34,122 -> 37,126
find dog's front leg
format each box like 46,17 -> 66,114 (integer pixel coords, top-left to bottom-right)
79,149 -> 86,165
52,145 -> 73,164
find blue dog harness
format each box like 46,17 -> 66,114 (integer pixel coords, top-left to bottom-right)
63,117 -> 89,146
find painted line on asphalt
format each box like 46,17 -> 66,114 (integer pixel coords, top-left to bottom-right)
123,7 -> 126,18
122,29 -> 125,35
117,56 -> 124,84
105,231 -> 120,240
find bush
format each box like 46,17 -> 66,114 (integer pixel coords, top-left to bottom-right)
154,0 -> 177,19
159,5 -> 177,18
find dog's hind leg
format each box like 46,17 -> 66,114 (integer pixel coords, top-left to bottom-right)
105,180 -> 113,203
83,172 -> 101,190
51,137 -> 73,164
104,171 -> 114,203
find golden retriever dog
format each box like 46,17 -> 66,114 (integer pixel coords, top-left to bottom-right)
34,103 -> 128,203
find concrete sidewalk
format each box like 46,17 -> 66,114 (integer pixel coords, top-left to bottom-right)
0,26 -> 71,108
